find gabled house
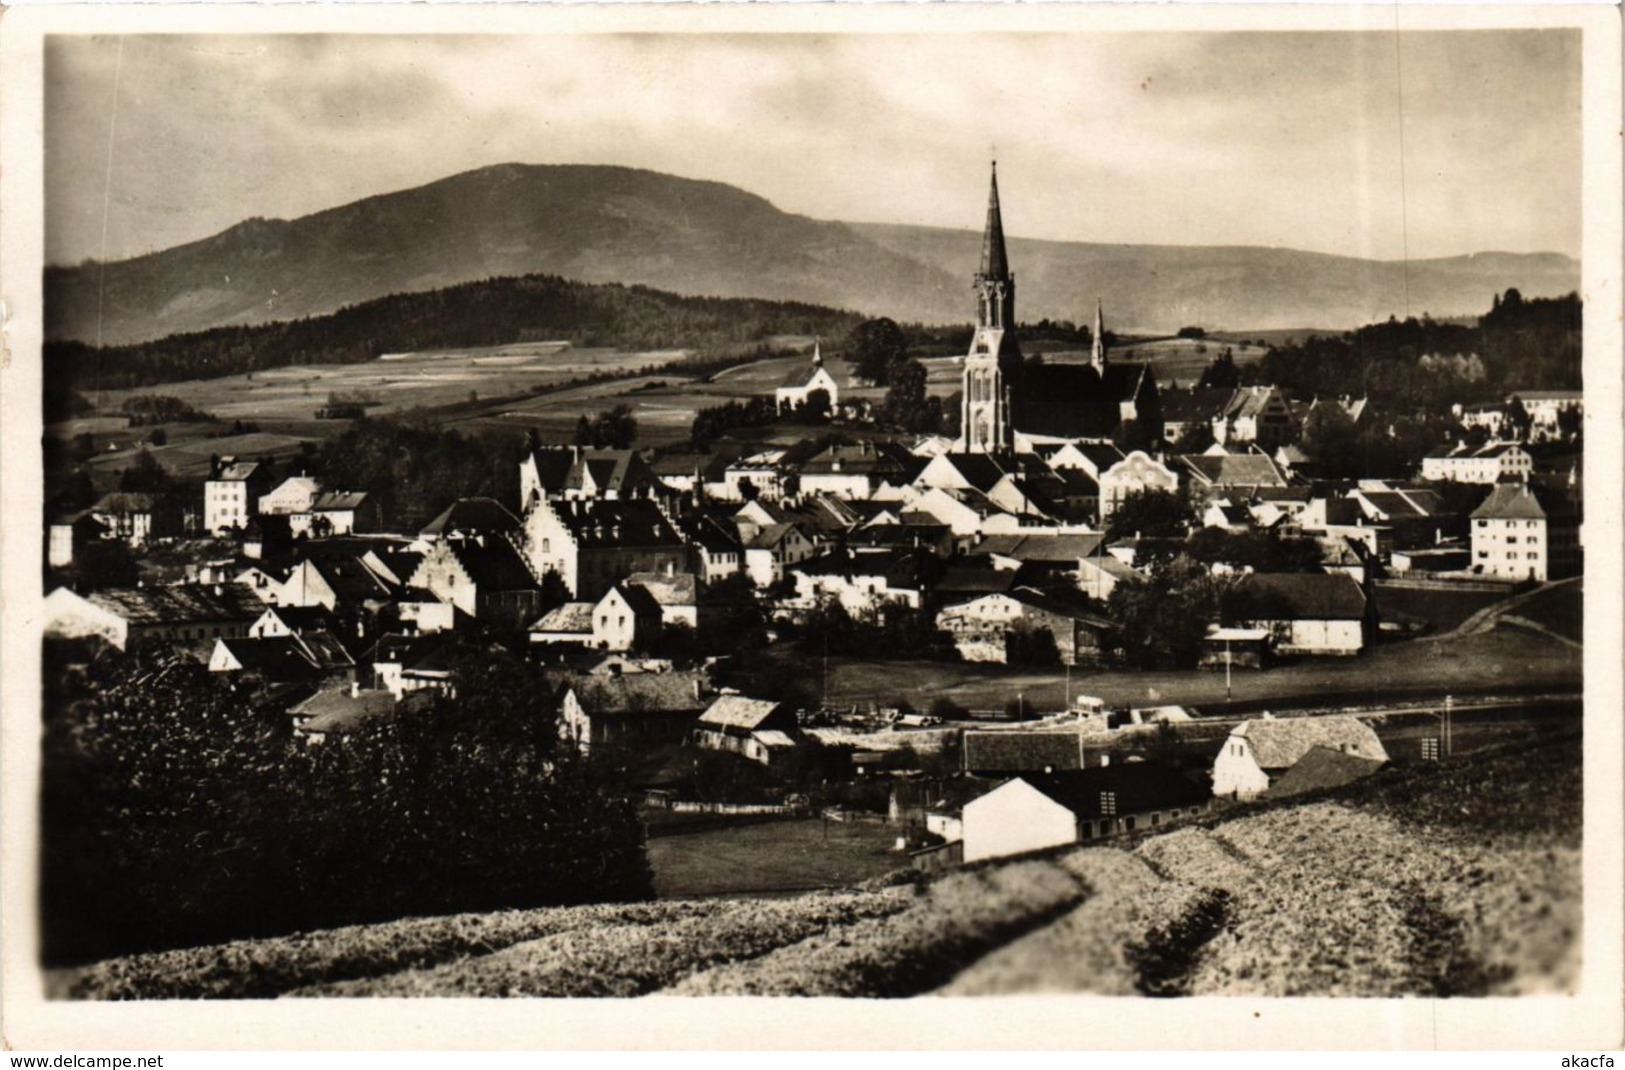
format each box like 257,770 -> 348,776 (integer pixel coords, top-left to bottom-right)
290,686 -> 397,746
1211,715 -> 1388,799
519,446 -> 663,506
370,632 -> 457,700
796,441 -> 909,500
1227,572 -> 1370,656
90,492 -> 183,546
204,460 -> 274,534
591,583 -> 664,652
1470,482 -> 1581,581
625,569 -> 700,628
961,764 -> 1211,863
790,547 -> 941,613
742,522 -> 817,588
208,631 -> 355,685
294,491 -> 377,537
521,497 -> 688,599
1211,386 -> 1296,449
558,671 -> 711,752
1097,451 -> 1180,521
1177,451 -> 1289,507
417,497 -> 520,543
47,510 -> 107,568
679,515 -> 744,584
1420,441 -> 1534,484
694,695 -> 799,765
259,476 -> 323,517
407,536 -> 543,627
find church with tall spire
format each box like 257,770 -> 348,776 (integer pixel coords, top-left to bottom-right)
957,163 -> 1161,453
960,163 -> 1023,453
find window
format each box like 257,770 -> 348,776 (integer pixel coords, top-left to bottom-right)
542,538 -> 550,553
619,616 -> 626,628
1100,791 -> 1117,816
1151,813 -> 1162,827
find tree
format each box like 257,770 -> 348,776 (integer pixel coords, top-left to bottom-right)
1105,488 -> 1194,540
1556,403 -> 1582,442
1172,420 -> 1215,453
118,449 -> 171,494
1107,555 -> 1230,669
846,318 -> 908,386
74,540 -> 139,590
1502,396 -> 1533,440
881,358 -> 936,432
796,388 -> 832,425
1197,348 -> 1239,390
1300,403 -> 1361,472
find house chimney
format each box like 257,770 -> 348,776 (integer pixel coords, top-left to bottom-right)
350,679 -> 361,699
693,677 -> 703,701
1098,753 -> 1110,768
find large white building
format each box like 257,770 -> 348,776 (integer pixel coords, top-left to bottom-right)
1470,483 -> 1580,582
1420,441 -> 1533,484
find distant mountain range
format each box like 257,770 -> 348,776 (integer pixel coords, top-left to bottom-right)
45,163 -> 1580,346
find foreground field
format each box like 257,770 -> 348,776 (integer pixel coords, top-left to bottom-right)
646,815 -> 901,898
57,732 -> 1578,1000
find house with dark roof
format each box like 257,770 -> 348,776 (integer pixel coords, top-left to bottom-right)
208,631 -> 355,685
1177,451 -> 1290,506
47,510 -> 107,568
90,492 -> 183,546
44,583 -> 266,651
961,763 -> 1210,862
962,730 -> 1086,775
742,521 -> 818,588
678,515 -> 743,584
1212,386 -> 1297,449
418,498 -> 520,542
521,497 -> 688,599
519,446 -> 662,506
1038,441 -> 1125,481
204,459 -> 275,534
558,671 -> 712,752
649,452 -> 730,496
370,632 -> 457,699
407,536 -> 543,627
1211,714 -> 1388,799
790,547 -> 943,614
1227,572 -> 1371,655
290,685 -> 397,745
796,441 -> 910,500
694,695 -> 799,765
294,491 -> 378,537
1268,745 -> 1387,799
1158,387 -> 1233,444
626,569 -> 699,628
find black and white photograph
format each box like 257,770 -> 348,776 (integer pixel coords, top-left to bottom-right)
2,1 -> 1621,1051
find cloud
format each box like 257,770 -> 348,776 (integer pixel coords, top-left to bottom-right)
44,30 -> 1580,266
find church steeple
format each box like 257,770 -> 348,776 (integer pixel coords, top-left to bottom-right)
1089,299 -> 1107,372
962,162 -> 1020,454
973,162 -> 1016,332
979,162 -> 1011,281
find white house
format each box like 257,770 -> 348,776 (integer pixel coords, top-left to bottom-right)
1098,451 -> 1180,521
742,522 -> 816,587
1419,441 -> 1533,484
259,476 -> 323,516
1212,386 -> 1297,449
961,765 -> 1212,864
204,461 -> 269,534
1470,482 -> 1580,582
1211,715 -> 1388,799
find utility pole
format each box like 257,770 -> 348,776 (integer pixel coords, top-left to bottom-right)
1444,693 -> 1453,757
1225,636 -> 1233,702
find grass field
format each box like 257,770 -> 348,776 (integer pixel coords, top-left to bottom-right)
645,815 -> 903,898
790,627 -> 1581,714
1372,583 -> 1513,633
1504,579 -> 1583,644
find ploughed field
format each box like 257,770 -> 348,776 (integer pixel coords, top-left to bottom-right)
55,733 -> 1578,999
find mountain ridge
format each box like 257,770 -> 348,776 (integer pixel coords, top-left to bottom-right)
46,163 -> 1579,345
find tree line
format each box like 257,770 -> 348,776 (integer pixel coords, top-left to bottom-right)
45,273 -> 864,393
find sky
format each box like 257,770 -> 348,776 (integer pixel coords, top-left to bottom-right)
44,30 -> 1581,267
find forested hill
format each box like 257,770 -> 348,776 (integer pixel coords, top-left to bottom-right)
44,273 -> 864,394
